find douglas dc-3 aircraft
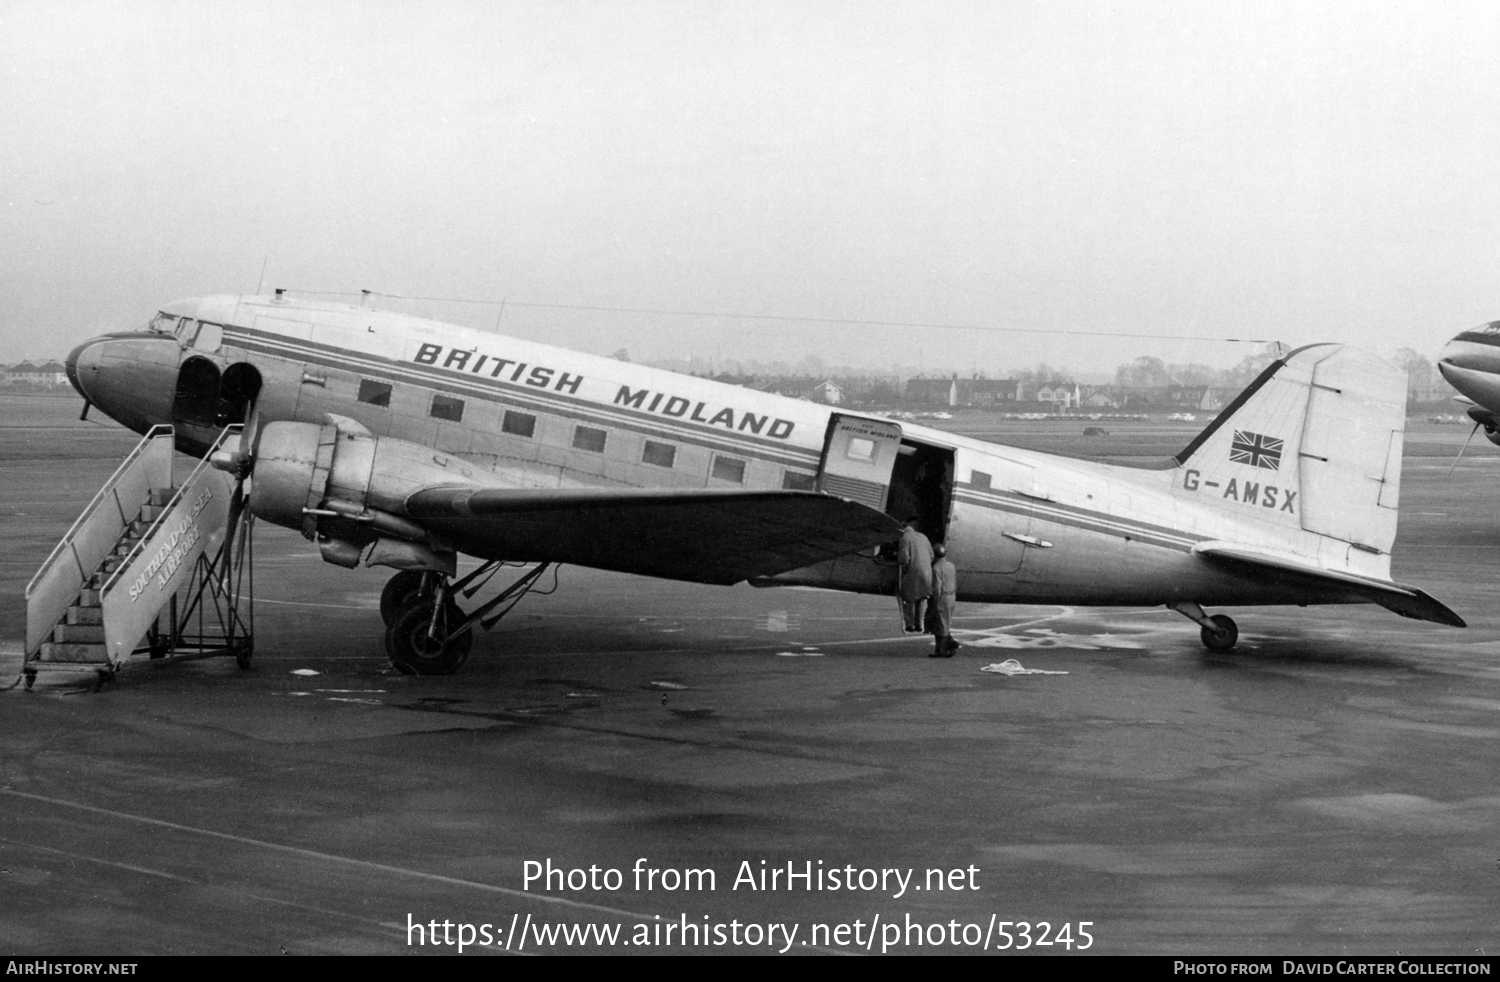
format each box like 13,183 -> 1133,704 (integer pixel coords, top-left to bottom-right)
63,293 -> 1463,674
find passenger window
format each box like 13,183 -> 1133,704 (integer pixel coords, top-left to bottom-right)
970,470 -> 992,489
430,394 -> 464,422
502,411 -> 536,438
642,441 -> 676,468
846,437 -> 876,463
712,455 -> 746,483
782,471 -> 816,491
573,426 -> 607,453
357,379 -> 392,407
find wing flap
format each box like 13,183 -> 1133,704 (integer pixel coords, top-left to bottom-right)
1192,541 -> 1465,627
405,486 -> 904,585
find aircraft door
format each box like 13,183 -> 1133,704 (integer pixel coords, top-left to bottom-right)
172,356 -> 222,427
817,414 -> 903,511
215,363 -> 262,427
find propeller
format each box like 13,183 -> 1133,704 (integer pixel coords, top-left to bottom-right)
1446,422 -> 1482,479
213,403 -> 258,582
1446,403 -> 1500,478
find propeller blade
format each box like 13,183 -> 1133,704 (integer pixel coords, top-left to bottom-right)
1446,422 -> 1482,479
218,476 -> 246,581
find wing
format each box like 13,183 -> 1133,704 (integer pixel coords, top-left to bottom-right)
1193,541 -> 1465,627
405,486 -> 904,585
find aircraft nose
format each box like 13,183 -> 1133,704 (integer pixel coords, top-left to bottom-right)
1438,337 -> 1500,375
65,337 -> 102,403
63,332 -> 182,433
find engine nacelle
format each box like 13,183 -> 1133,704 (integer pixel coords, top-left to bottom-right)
249,420 -> 497,569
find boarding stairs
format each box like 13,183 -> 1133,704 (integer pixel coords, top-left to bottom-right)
22,424 -> 253,688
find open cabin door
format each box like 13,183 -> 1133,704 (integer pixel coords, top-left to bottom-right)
817,414 -> 903,511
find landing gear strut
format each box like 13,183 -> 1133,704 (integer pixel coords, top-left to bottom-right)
381,562 -> 554,675
1168,601 -> 1239,652
387,597 -> 472,675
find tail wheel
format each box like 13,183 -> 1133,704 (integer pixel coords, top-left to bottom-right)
387,599 -> 472,675
380,570 -> 429,626
1200,614 -> 1239,652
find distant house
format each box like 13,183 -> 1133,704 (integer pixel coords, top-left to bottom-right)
1080,385 -> 1121,409
906,377 -> 960,407
905,375 -> 1019,408
1166,385 -> 1225,412
4,360 -> 69,386
812,380 -> 843,405
969,378 -> 1020,406
1032,382 -> 1080,410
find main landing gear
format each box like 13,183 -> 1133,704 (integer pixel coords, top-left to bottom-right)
380,562 -> 553,675
1168,601 -> 1239,652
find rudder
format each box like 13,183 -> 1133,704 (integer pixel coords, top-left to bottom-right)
1174,344 -> 1406,557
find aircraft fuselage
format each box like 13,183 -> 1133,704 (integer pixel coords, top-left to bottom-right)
64,294 -> 1377,610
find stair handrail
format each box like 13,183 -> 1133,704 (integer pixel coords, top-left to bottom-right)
100,425 -> 242,601
24,425 -> 174,656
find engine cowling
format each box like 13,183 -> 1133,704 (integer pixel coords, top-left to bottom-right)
248,419 -> 498,570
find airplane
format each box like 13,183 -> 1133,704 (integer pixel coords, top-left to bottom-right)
1437,321 -> 1500,446
61,292 -> 1464,674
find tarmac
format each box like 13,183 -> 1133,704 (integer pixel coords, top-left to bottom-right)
2,395 -> 1498,955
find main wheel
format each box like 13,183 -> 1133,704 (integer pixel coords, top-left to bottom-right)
380,570 -> 428,626
1200,614 -> 1238,652
386,599 -> 472,676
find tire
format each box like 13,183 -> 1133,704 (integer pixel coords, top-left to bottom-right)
1200,614 -> 1238,652
386,599 -> 472,676
380,570 -> 428,626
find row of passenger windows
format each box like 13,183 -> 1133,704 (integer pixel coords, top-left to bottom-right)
354,375 -> 814,487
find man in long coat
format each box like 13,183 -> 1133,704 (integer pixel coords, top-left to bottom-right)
897,520 -> 933,632
930,543 -> 959,657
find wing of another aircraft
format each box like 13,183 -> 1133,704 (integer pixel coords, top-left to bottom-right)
405,486 -> 905,585
1192,542 -> 1466,627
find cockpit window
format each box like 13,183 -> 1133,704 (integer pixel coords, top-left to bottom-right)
176,320 -> 200,344
1478,322 -> 1500,335
147,312 -> 178,334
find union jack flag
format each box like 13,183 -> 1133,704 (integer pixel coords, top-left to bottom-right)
1230,430 -> 1282,470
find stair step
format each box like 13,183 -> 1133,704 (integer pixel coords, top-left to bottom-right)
67,606 -> 104,625
38,641 -> 109,664
139,505 -> 165,522
148,487 -> 174,506
79,587 -> 101,605
54,623 -> 106,643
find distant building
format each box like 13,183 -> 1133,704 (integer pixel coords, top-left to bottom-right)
1080,385 -> 1121,409
3,360 -> 69,386
811,380 -> 843,405
905,375 -> 1019,408
1032,382 -> 1080,410
1166,385 -> 1225,412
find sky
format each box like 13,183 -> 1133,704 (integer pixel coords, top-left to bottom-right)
4,1 -> 1500,377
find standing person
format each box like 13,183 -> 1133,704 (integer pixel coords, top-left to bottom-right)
897,519 -> 933,632
930,543 -> 959,658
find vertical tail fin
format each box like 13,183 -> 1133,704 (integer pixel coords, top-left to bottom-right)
1174,344 -> 1405,560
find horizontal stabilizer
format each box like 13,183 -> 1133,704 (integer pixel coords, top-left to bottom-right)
405,486 -> 905,585
1193,542 -> 1465,627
